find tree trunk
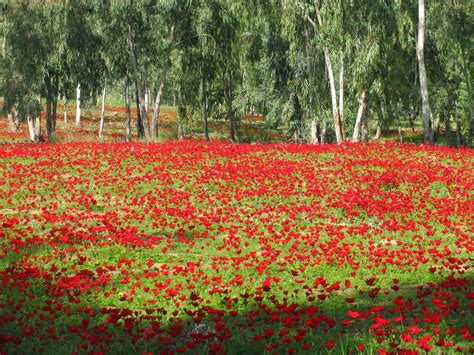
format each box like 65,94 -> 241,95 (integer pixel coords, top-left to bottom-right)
45,74 -> 58,143
352,90 -> 367,142
397,115 -> 403,143
36,96 -> 42,140
310,118 -> 319,144
27,116 -> 36,142
7,110 -> 20,132
339,54 -> 345,140
460,48 -> 473,146
99,81 -> 107,138
374,123 -> 381,140
135,85 -> 144,139
137,81 -> 150,141
444,113 -> 450,142
177,87 -> 185,140
325,52 -> 343,144
455,115 -> 464,147
225,69 -> 240,143
151,25 -> 175,140
125,78 -> 132,142
52,95 -> 57,138
145,90 -> 149,113
63,94 -> 68,123
75,83 -> 81,128
201,77 -> 210,142
128,25 -> 150,141
417,0 -> 433,144
151,79 -> 165,140
320,117 -> 327,144
46,100 -> 52,142
433,114 -> 440,142
362,114 -> 369,142
314,4 -> 343,144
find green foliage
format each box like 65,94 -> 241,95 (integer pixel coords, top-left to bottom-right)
1,0 -> 472,145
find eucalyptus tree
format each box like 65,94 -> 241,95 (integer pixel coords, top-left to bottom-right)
233,1 -> 296,141
429,1 -> 473,146
416,0 -> 433,144
187,0 -> 227,142
306,0 -> 346,144
62,0 -> 105,130
1,1 -> 44,140
281,1 -> 327,143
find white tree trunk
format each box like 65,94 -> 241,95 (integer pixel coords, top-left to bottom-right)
63,94 -> 68,123
125,78 -> 132,142
151,25 -> 175,140
374,123 -> 382,140
362,115 -> 369,142
27,116 -> 36,141
397,115 -> 403,142
320,117 -> 327,144
352,90 -> 367,142
144,90 -> 149,113
339,54 -> 345,140
417,0 -> 433,144
325,52 -> 343,144
99,82 -> 107,138
128,25 -> 151,141
311,118 -> 319,144
75,83 -> 81,128
314,6 -> 343,144
151,77 -> 166,140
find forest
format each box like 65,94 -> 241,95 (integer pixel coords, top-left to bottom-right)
1,0 -> 472,146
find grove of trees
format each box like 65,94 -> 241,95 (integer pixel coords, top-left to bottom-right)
1,0 -> 472,146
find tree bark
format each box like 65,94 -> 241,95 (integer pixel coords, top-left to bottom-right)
46,99 -> 52,142
460,47 -> 473,146
362,114 -> 369,142
177,87 -> 185,140
310,118 -> 319,144
352,90 -> 367,142
433,114 -> 440,142
135,85 -> 144,139
125,77 -> 132,142
455,115 -> 464,147
444,113 -> 450,142
128,25 -> 150,141
225,69 -> 240,143
151,78 -> 165,140
99,81 -> 107,138
27,116 -> 36,142
145,90 -> 149,113
7,110 -> 20,132
374,123 -> 381,140
397,115 -> 403,143
313,6 -> 343,144
63,94 -> 68,123
417,0 -> 433,144
339,54 -> 345,140
151,25 -> 175,140
76,83 -> 81,128
201,77 -> 210,142
320,117 -> 327,144
325,52 -> 343,144
45,74 -> 58,143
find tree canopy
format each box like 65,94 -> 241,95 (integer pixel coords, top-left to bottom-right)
1,0 -> 472,146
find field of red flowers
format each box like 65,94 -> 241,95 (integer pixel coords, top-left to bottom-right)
0,140 -> 473,354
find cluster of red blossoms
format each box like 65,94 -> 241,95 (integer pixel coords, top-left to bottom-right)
0,140 -> 472,353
